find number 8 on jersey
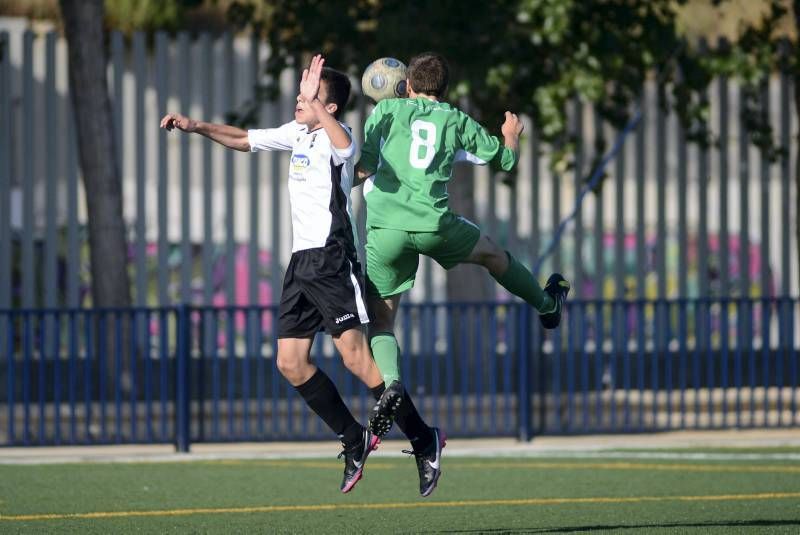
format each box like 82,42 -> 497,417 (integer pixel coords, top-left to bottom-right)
410,120 -> 437,169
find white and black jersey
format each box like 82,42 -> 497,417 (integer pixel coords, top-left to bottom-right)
248,121 -> 368,337
249,121 -> 358,253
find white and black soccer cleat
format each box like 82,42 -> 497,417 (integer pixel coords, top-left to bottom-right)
338,427 -> 380,493
405,427 -> 447,497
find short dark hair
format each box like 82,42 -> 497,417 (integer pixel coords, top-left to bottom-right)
320,67 -> 351,119
407,52 -> 449,98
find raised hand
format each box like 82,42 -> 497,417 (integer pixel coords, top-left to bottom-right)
299,54 -> 325,103
160,112 -> 197,132
501,111 -> 524,138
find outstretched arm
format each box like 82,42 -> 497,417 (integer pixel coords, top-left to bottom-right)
301,54 -> 353,151
458,111 -> 523,172
160,113 -> 250,152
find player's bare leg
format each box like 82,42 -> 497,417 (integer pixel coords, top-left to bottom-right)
330,328 -> 385,492
463,234 -> 570,328
463,233 -> 509,275
277,337 -> 378,493
332,327 -> 383,389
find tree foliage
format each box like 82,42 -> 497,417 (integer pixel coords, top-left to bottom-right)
104,0 -> 204,35
228,1 -> 793,153
704,0 -> 795,161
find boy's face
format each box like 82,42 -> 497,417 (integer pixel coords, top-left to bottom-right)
294,81 -> 332,126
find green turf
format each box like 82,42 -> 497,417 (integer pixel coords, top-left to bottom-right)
605,446 -> 800,454
1,449 -> 799,534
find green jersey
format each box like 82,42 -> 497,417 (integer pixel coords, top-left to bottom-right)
360,97 -> 518,231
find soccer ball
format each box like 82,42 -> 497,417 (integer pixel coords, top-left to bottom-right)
361,58 -> 407,103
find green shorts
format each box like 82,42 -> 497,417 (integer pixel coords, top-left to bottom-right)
366,212 -> 481,298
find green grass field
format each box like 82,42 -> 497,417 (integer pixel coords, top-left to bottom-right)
1,448 -> 799,534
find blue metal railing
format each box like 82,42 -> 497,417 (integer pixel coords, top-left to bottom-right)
1,298 -> 797,451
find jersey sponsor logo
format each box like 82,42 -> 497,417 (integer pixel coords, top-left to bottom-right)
290,154 -> 311,178
335,313 -> 355,324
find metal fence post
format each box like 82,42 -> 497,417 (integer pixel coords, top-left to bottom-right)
175,304 -> 192,452
518,304 -> 532,441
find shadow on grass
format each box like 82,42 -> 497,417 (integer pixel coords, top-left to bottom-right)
429,519 -> 800,533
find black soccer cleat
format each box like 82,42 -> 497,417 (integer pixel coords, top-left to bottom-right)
539,273 -> 570,329
338,427 -> 380,493
368,380 -> 404,437
404,427 -> 447,497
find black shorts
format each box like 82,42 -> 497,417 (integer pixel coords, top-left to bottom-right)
278,242 -> 369,338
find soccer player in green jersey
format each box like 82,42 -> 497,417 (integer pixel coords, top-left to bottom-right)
356,52 -> 571,497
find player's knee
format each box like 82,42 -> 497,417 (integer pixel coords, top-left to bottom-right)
477,240 -> 507,272
475,252 -> 502,273
341,345 -> 369,374
488,251 -> 508,272
339,345 -> 360,368
276,353 -> 305,382
467,235 -> 501,266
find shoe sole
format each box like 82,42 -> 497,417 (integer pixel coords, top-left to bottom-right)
341,435 -> 380,494
420,430 -> 447,498
368,389 -> 403,438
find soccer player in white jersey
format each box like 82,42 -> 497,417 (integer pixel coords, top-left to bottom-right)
160,55 -> 380,493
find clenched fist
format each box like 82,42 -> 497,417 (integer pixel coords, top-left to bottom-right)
501,111 -> 523,138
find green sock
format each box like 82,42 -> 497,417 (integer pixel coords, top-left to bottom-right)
493,252 -> 555,313
370,333 -> 401,384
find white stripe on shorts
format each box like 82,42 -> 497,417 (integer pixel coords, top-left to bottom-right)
347,259 -> 370,324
